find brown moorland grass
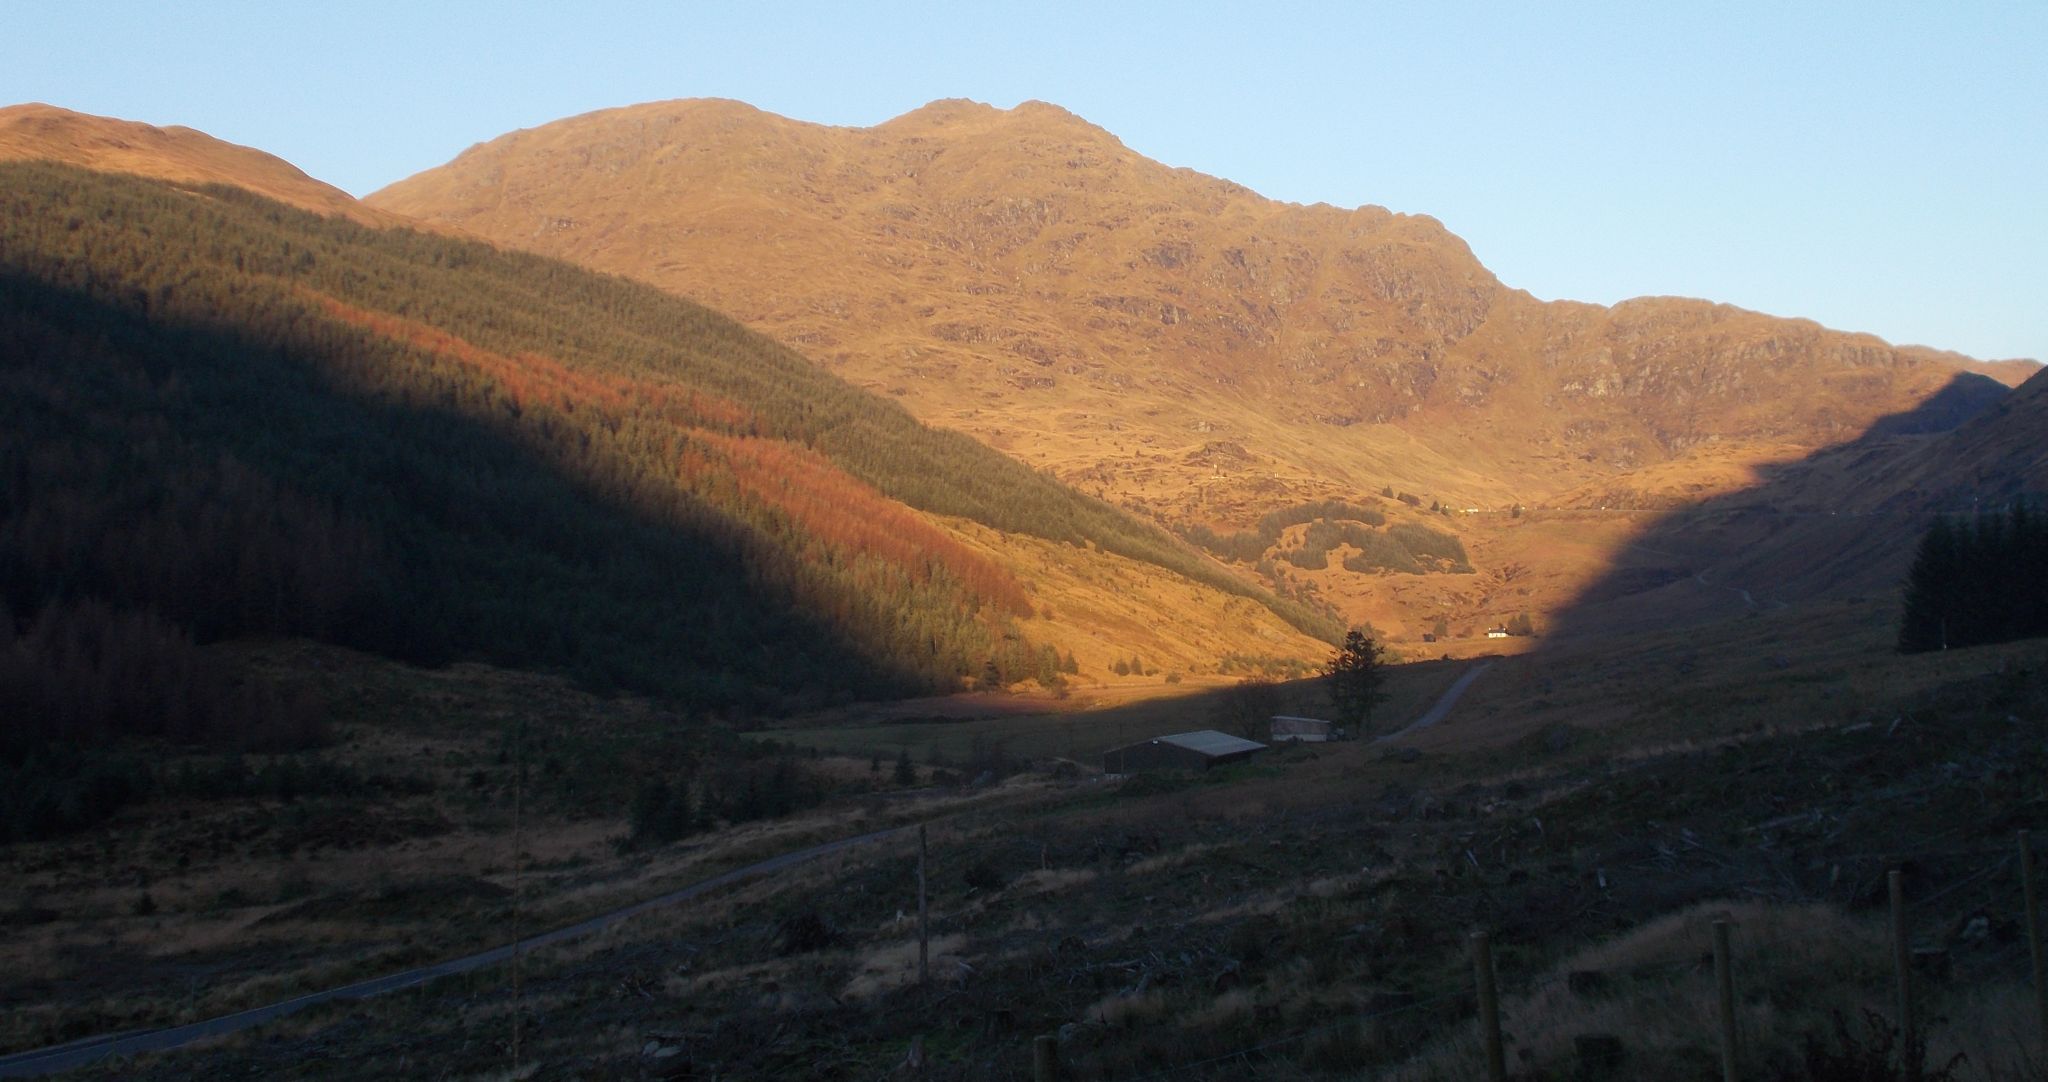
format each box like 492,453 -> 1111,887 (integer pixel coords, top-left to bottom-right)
0,104 -> 412,228
761,649 -> 1470,764
13,608 -> 2047,1079
368,97 -> 2029,645
0,640 -> 1071,1057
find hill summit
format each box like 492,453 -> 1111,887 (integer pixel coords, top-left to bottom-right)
370,97 -> 2029,524
0,103 -> 406,227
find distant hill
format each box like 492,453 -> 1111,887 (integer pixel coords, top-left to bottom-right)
371,98 -> 2030,524
1539,363 -> 2048,640
1749,362 -> 2048,527
1862,363 -> 2048,509
0,103 -> 409,227
0,161 -> 1333,750
368,98 -> 2041,639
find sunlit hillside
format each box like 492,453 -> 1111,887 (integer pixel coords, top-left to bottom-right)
371,98 -> 2028,510
0,162 -> 1333,744
369,97 -> 2034,637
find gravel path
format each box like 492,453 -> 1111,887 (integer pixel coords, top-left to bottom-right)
1373,659 -> 1495,744
0,825 -> 908,1078
6,659 -> 1504,1077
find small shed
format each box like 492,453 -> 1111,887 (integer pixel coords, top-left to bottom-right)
1269,716 -> 1334,743
1103,730 -> 1266,774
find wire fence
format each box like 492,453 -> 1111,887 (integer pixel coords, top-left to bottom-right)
1014,830 -> 2048,1081
1114,987 -> 1474,1082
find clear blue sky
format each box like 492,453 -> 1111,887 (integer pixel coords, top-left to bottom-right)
7,1 -> 2043,362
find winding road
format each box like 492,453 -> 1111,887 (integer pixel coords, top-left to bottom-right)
0,825 -> 909,1078
1375,659 -> 1495,745
4,661 -> 1503,1077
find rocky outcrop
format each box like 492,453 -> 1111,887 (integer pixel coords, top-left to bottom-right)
369,97 -> 2027,509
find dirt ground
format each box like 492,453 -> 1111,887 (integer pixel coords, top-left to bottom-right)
13,615 -> 2045,1080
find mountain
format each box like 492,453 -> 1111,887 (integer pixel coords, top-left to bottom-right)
1535,360 -> 2048,641
368,98 -> 2041,639
0,103 -> 410,227
370,98 -> 2029,522
0,160 -> 1332,751
1849,363 -> 2048,509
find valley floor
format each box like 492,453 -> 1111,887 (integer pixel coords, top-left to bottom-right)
5,605 -> 2047,1080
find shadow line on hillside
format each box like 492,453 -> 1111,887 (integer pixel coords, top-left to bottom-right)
1540,370 -> 2015,644
0,270 -> 923,712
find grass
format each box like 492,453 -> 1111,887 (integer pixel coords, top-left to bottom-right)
759,652 -> 1475,764
1386,899 -> 2048,1082
11,610 -> 2048,1079
0,639 -> 1061,1058
1406,594 -> 2048,758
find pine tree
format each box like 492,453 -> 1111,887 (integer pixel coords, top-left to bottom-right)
1323,629 -> 1386,735
1900,501 -> 2048,652
1899,516 -> 1962,653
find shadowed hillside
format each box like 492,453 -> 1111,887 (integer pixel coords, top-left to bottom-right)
368,96 -> 2034,640
371,98 -> 2031,524
0,162 -> 1335,742
1542,367 -> 2047,643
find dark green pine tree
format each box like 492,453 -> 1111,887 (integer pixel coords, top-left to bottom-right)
2017,501 -> 2048,642
1898,516 -> 1962,653
1323,629 -> 1387,735
1983,500 -> 2047,645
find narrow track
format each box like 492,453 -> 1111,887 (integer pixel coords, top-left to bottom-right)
0,825 -> 908,1078
8,661 -> 1501,1077
1374,659 -> 1495,744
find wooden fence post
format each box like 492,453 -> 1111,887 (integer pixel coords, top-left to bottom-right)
2022,829 -> 2046,1053
1033,1034 -> 1059,1081
512,719 -> 524,1071
1471,930 -> 1505,1082
918,823 -> 930,988
1890,868 -> 1914,1051
1713,919 -> 1739,1082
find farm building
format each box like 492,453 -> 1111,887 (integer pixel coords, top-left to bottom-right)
1268,716 -> 1335,743
1486,626 -> 1510,639
1102,730 -> 1266,774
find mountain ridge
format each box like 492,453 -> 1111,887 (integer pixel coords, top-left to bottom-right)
363,96 -> 2040,636
369,97 -> 2030,521
0,161 -> 1332,726
0,103 -> 416,228
13,99 -> 2037,643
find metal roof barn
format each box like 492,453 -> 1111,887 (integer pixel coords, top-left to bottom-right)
1102,730 -> 1266,774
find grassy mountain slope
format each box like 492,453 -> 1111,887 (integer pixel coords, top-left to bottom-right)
0,103 -> 409,228
369,97 -> 2036,640
1825,363 -> 2048,512
23,598 -> 2044,1078
0,161 -> 1332,745
370,97 -> 2028,521
1519,364 -> 2048,647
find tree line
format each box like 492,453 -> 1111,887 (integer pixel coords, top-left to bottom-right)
0,163 -> 1336,762
1898,501 -> 2048,653
1182,499 -> 1471,575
